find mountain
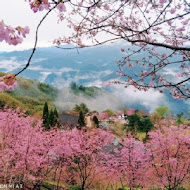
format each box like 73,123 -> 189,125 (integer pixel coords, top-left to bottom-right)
0,44 -> 189,114
0,72 -> 123,116
0,72 -> 58,117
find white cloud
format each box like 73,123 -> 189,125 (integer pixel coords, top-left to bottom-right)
55,88 -> 123,112
0,57 -> 26,72
59,68 -> 78,73
162,67 -> 178,76
110,85 -> 166,112
39,72 -> 52,82
86,80 -> 105,88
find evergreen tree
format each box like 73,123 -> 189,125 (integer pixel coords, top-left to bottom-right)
48,110 -> 54,127
140,118 -> 154,135
126,113 -> 142,135
42,102 -> 49,130
78,111 -> 85,129
53,108 -> 58,126
93,116 -> 99,128
126,112 -> 154,140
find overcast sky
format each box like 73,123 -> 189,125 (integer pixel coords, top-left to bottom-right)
0,1 -> 70,52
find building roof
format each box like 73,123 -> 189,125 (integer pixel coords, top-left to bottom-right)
58,113 -> 79,130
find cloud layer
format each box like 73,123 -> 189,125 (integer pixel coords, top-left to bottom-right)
110,85 -> 166,112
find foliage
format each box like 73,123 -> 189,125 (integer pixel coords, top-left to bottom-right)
78,111 -> 85,129
93,115 -> 99,127
0,74 -> 58,117
104,109 -> 114,116
126,113 -> 141,135
155,106 -> 169,119
42,102 -> 59,130
126,113 -> 154,136
70,82 -> 100,97
42,101 -> 49,130
0,107 -> 190,189
38,82 -> 58,100
147,126 -> 190,189
73,103 -> 89,114
69,185 -> 82,190
139,118 -> 154,134
175,113 -> 185,125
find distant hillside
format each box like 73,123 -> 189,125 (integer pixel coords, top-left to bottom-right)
70,82 -> 102,97
0,45 -> 189,114
55,87 -> 123,112
0,72 -> 58,117
0,73 -> 123,116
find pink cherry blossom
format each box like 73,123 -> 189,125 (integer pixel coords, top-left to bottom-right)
126,108 -> 135,116
57,3 -> 66,12
170,8 -> 176,14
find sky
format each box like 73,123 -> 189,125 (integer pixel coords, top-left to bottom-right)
0,1 -> 69,52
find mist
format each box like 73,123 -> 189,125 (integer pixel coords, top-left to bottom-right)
55,88 -> 123,112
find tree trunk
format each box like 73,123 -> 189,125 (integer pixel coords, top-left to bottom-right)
81,180 -> 86,190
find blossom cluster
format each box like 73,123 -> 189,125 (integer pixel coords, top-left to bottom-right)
0,108 -> 190,189
0,20 -> 29,45
0,74 -> 17,91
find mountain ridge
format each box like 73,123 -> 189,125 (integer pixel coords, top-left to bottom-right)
0,45 -> 189,114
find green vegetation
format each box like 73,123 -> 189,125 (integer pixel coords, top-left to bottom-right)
42,102 -> 59,130
93,115 -> 99,127
0,72 -> 58,117
104,109 -> 114,116
78,111 -> 85,129
69,185 -> 82,190
70,82 -> 100,97
40,180 -> 65,190
126,112 -> 154,138
73,103 -> 89,114
155,106 -> 169,119
175,113 -> 185,125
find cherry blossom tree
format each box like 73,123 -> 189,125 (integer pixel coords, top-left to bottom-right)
126,108 -> 135,116
99,112 -> 109,120
0,108 -> 55,188
109,137 -> 151,189
52,128 -> 114,190
50,0 -> 190,99
1,106 -> 190,189
147,126 -> 190,190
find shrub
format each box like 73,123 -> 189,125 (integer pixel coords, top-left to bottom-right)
69,185 -> 82,190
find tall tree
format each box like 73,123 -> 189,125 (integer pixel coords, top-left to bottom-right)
78,111 -> 85,129
42,102 -> 49,130
147,126 -> 190,190
53,107 -> 59,126
74,103 -> 89,114
114,137 -> 151,190
139,118 -> 154,135
48,109 -> 54,127
93,116 -> 99,128
126,113 -> 142,136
